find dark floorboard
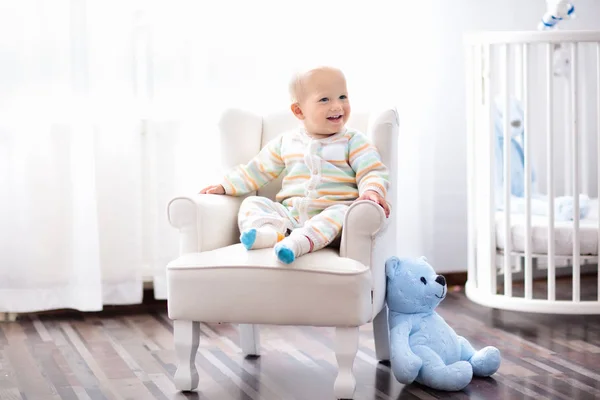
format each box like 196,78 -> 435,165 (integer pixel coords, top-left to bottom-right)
2,278 -> 600,400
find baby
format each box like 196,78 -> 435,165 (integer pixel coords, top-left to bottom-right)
200,66 -> 390,264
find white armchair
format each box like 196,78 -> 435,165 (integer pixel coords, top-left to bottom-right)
166,107 -> 399,399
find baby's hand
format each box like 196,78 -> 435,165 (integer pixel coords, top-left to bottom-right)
199,184 -> 225,195
358,190 -> 390,218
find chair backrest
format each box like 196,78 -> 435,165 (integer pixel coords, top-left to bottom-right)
217,108 -> 398,209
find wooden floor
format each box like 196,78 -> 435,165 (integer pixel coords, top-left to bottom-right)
2,282 -> 600,400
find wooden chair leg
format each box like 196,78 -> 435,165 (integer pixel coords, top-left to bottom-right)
372,305 -> 391,361
173,320 -> 200,391
0,312 -> 18,322
239,324 -> 260,356
334,326 -> 359,399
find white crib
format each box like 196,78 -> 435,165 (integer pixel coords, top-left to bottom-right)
464,31 -> 600,314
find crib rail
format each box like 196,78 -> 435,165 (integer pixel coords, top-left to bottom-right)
465,30 -> 600,45
465,31 -> 600,314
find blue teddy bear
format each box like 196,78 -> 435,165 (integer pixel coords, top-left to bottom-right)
386,256 -> 501,391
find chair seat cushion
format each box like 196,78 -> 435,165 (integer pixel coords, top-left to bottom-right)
166,244 -> 373,326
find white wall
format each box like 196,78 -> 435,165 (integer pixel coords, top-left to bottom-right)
418,0 -> 600,272
141,0 -> 600,275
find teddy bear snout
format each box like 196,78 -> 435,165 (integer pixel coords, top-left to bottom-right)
435,275 -> 446,286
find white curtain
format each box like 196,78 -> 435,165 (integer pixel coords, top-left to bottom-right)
0,0 -> 436,312
0,0 -> 146,311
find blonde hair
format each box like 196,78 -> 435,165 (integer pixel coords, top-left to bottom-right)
288,66 -> 345,103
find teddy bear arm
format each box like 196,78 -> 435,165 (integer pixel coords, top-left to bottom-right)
389,317 -> 422,384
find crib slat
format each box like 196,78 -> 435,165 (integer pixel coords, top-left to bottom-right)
476,43 -> 497,295
523,43 -> 533,300
597,42 -> 600,302
571,42 -> 581,303
564,61 -> 572,196
581,48 -> 589,196
486,43 -> 497,295
465,43 -> 477,287
514,44 -> 523,101
502,44 -> 512,297
547,43 -> 556,302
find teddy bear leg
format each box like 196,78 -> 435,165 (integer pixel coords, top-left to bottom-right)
412,345 -> 472,391
458,336 -> 501,377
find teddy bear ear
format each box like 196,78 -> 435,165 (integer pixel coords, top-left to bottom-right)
385,256 -> 401,279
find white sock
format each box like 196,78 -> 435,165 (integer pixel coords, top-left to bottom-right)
274,233 -> 312,264
240,227 -> 284,250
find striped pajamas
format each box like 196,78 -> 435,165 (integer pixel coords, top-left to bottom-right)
221,127 -> 389,251
239,196 -> 347,251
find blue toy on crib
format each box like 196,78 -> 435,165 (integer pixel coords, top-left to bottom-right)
493,95 -> 535,198
538,1 -> 575,30
386,256 -> 501,391
493,96 -> 590,221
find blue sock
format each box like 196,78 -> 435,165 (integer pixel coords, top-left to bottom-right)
240,229 -> 257,250
274,235 -> 311,264
275,243 -> 295,264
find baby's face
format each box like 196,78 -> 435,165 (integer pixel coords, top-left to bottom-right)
294,69 -> 351,136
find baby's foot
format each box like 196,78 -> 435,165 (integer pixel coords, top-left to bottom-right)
240,227 -> 283,250
274,234 -> 312,264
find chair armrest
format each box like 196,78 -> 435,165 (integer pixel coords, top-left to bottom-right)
167,194 -> 244,254
340,200 -> 388,265
340,200 -> 390,316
